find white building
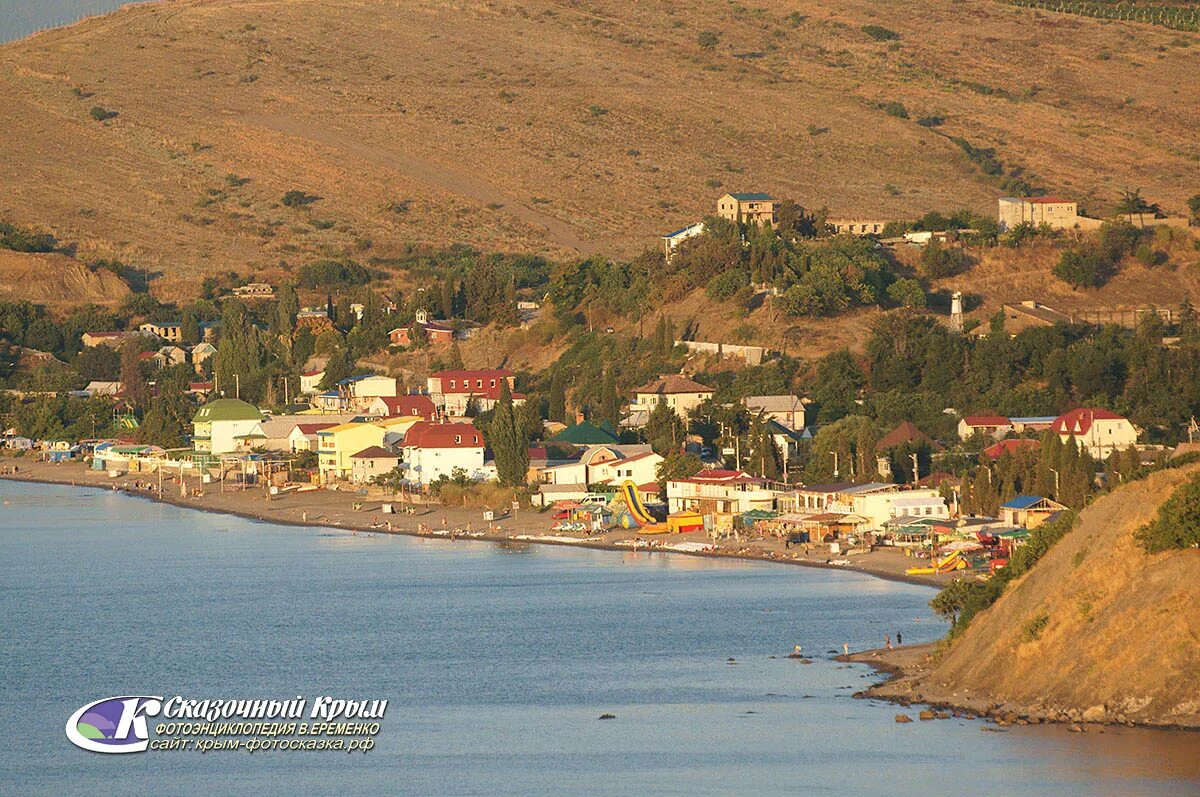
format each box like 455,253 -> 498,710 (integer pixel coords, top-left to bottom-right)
426,369 -> 518,417
536,445 -> 660,489
300,370 -> 325,395
1051,408 -> 1138,460
629,374 -> 715,422
401,421 -> 489,486
191,398 -> 265,455
666,469 -> 781,515
661,222 -> 705,261
350,446 -> 401,484
287,422 -> 338,452
957,415 -> 1013,441
829,487 -> 947,531
743,395 -> 806,430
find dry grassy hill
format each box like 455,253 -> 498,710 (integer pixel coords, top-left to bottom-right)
881,464 -> 1200,728
0,250 -> 130,306
1,0 -> 1198,297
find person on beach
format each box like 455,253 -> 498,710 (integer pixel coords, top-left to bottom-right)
843,642 -> 849,656
896,632 -> 902,646
885,634 -> 892,650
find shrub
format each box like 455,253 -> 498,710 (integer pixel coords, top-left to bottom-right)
296,258 -> 372,288
281,190 -> 319,207
0,220 -> 56,253
862,24 -> 900,41
89,106 -> 118,121
697,30 -> 720,49
880,100 -> 908,119
706,268 -> 751,301
887,278 -> 926,308
1021,613 -> 1049,642
916,115 -> 944,127
1136,472 -> 1200,552
920,240 -> 969,279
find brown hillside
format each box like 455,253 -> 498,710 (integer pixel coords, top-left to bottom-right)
1,0 -> 1198,297
909,465 -> 1200,728
0,250 -> 131,306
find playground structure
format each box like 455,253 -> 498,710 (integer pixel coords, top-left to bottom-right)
905,550 -> 969,576
549,481 -> 702,536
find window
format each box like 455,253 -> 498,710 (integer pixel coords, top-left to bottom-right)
490,379 -> 496,387
455,435 -> 461,444
449,380 -> 456,389
476,379 -> 483,388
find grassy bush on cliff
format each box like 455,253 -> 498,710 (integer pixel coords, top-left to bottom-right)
931,511 -> 1077,635
1136,472 -> 1200,552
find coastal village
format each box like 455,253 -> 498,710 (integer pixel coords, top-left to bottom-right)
4,190 -> 1198,585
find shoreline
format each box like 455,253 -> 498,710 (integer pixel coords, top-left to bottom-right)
0,460 -> 950,589
842,644 -> 1200,733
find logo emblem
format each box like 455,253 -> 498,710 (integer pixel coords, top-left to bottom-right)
66,696 -> 163,753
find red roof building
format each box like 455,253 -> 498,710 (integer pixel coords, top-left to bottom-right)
983,438 -> 1041,460
1051,408 -> 1137,459
403,421 -> 484,449
371,394 -> 438,420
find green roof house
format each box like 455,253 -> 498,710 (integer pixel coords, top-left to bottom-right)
550,421 -> 620,446
192,398 -> 264,455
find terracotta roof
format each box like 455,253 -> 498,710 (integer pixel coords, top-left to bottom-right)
633,374 -> 714,395
295,423 -> 338,435
962,415 -> 1011,427
874,421 -> 942,452
983,439 -> 1041,459
403,421 -> 484,449
351,446 -> 398,459
376,394 -> 437,419
1052,408 -> 1126,436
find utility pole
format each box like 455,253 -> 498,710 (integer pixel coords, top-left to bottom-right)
830,450 -> 839,479
1050,467 -> 1060,497
235,373 -> 240,399
910,452 -> 919,483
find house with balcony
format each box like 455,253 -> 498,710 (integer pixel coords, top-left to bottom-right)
666,469 -> 781,515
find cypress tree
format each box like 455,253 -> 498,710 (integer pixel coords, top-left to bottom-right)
548,369 -> 567,424
490,381 -> 529,486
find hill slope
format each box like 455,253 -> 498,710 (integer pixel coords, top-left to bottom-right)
880,465 -> 1200,728
1,0 -> 1198,295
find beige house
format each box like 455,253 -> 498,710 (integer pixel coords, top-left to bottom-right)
1051,408 -> 1138,460
998,197 -> 1101,232
717,193 -> 776,227
350,446 -> 401,484
743,395 -> 806,431
630,374 -> 715,420
139,321 -> 183,342
191,342 -> 216,372
829,219 -> 888,236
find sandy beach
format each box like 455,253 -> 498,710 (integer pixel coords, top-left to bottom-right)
0,457 -> 955,589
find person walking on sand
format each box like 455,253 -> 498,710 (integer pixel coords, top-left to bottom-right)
896,632 -> 902,646
843,642 -> 850,656
885,634 -> 892,651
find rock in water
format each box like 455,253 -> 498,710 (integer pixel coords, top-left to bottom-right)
895,714 -> 913,723
599,713 -> 616,720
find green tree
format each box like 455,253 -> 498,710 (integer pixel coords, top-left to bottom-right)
644,399 -> 683,455
655,450 -> 704,491
488,381 -> 530,486
319,347 -> 355,390
548,369 -> 567,424
137,371 -> 192,448
1137,471 -> 1200,551
119,341 -> 149,411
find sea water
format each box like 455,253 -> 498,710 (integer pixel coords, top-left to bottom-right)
1,481 -> 1197,796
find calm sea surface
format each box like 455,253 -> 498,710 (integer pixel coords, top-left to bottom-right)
1,481 -> 1197,795
0,1 -> 140,43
